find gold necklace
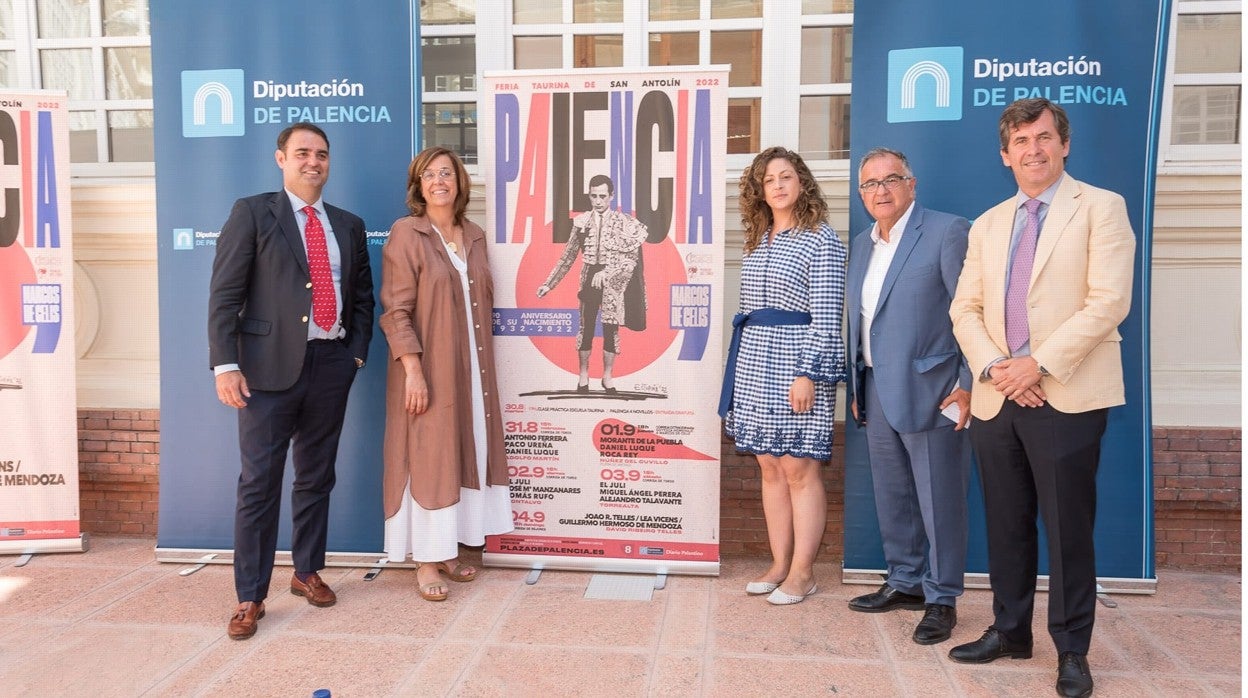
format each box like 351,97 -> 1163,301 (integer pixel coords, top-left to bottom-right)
430,222 -> 459,254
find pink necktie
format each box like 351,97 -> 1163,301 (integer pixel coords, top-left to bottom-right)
302,206 -> 336,332
1005,198 -> 1042,354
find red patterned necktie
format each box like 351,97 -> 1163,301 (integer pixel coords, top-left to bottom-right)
1005,198 -> 1042,354
302,206 -> 336,332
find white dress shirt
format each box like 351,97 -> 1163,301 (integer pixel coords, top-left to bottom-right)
859,201 -> 915,367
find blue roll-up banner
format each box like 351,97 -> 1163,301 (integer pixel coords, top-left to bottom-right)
152,1 -> 418,555
845,3 -> 1169,585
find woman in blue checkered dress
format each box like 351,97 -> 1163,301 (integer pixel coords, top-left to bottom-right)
723,146 -> 846,605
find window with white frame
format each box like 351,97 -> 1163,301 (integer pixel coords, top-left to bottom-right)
421,15 -> 478,164
424,0 -> 856,171
1160,0 -> 1242,169
797,1 -> 853,161
0,0 -> 152,174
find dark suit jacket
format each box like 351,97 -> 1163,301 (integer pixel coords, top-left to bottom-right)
208,191 -> 374,391
846,203 -> 971,434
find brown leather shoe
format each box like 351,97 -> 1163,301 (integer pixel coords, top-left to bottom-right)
290,572 -> 337,607
227,601 -> 265,640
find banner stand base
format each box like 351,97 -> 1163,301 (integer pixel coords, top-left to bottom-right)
483,553 -> 719,576
841,568 -> 1157,595
0,533 -> 90,556
156,547 -> 419,570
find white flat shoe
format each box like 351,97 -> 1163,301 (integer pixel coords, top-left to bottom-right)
767,584 -> 818,605
745,581 -> 779,595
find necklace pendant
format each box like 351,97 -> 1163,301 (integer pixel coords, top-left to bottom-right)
446,241 -> 458,253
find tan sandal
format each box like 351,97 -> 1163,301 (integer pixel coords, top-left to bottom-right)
416,563 -> 448,601
435,560 -> 478,582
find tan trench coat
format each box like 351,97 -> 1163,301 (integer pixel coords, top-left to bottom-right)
379,215 -> 508,514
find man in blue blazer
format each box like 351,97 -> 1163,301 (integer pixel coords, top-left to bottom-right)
844,147 -> 971,645
208,123 -> 374,640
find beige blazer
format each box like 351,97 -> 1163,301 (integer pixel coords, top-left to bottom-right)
950,175 -> 1135,420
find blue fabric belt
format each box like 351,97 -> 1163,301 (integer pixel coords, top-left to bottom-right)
717,308 -> 813,418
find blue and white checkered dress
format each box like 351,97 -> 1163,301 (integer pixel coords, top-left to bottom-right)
724,223 -> 847,460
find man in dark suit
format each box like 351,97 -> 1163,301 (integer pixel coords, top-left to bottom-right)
845,147 -> 972,645
208,122 -> 374,640
949,99 -> 1135,698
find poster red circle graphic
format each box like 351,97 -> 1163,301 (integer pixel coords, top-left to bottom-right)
0,244 -> 37,360
516,233 -> 687,380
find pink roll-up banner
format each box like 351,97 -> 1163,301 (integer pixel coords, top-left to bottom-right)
0,90 -> 85,555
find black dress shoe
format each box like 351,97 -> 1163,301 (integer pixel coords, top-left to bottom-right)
602,382 -> 617,394
847,583 -> 925,613
912,603 -> 956,645
948,628 -> 1032,663
1056,652 -> 1093,697
576,383 -> 589,393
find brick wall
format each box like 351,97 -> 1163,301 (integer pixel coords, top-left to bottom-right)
720,433 -> 847,559
77,409 -> 161,535
74,412 -> 1239,572
1152,427 -> 1241,570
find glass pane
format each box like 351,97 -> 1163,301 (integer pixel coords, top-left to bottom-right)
1171,85 -> 1240,145
108,109 -> 153,161
40,49 -> 93,100
514,36 -> 561,70
69,110 -> 96,163
574,34 -> 622,68
711,31 -> 761,87
802,0 -> 853,12
105,47 -> 152,99
513,0 -> 559,24
0,50 -> 14,87
799,94 -> 850,160
711,0 -> 761,19
726,97 -> 759,155
1175,14 -> 1241,74
37,0 -> 89,39
422,36 -> 476,93
801,26 -> 851,83
649,0 -> 697,21
0,0 -> 13,40
422,0 -> 475,24
649,32 -> 698,67
104,0 -> 149,36
574,0 -> 621,23
422,102 -> 478,164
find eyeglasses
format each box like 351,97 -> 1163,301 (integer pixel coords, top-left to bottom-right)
858,174 -> 912,193
420,168 -> 455,182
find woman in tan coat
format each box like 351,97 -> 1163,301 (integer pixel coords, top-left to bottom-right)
379,147 -> 512,601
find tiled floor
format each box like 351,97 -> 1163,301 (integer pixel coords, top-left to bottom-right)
0,536 -> 1239,697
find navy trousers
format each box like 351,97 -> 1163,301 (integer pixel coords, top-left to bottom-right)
233,339 -> 357,603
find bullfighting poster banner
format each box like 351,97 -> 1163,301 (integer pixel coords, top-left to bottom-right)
481,67 -> 727,575
0,90 -> 85,554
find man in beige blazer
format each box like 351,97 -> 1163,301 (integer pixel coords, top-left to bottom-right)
947,98 -> 1135,698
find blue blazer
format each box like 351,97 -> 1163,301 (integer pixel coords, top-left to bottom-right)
845,203 -> 971,434
208,191 -> 375,391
